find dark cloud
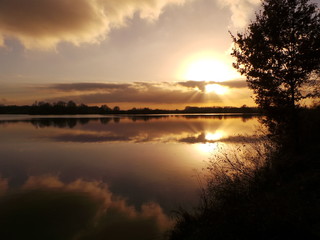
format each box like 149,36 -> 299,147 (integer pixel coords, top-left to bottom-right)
79,87 -> 208,104
219,80 -> 248,88
0,0 -> 187,49
177,80 -> 247,90
46,81 -> 224,104
177,81 -> 207,91
0,0 -> 107,49
51,83 -> 131,91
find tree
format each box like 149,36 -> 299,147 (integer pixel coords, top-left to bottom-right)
113,106 -> 120,112
54,101 -> 66,108
100,104 -> 111,113
231,0 -> 320,112
67,100 -> 77,108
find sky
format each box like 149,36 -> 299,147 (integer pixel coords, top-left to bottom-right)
0,0 -> 318,109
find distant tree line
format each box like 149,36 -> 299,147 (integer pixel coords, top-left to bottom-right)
0,100 -> 260,115
183,105 -> 259,114
0,101 -> 121,115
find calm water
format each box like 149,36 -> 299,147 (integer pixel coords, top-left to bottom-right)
0,114 -> 260,239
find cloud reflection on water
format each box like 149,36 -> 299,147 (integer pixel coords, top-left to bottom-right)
0,175 -> 172,240
0,115 -> 260,145
0,114 -> 261,220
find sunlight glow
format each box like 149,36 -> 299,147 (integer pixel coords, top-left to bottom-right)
205,131 -> 224,141
182,58 -> 238,82
197,143 -> 218,154
205,84 -> 228,95
197,131 -> 225,154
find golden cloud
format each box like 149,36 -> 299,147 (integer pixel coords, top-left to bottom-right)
218,0 -> 260,28
0,0 -> 187,49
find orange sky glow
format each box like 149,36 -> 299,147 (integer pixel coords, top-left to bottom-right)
0,0 -> 275,109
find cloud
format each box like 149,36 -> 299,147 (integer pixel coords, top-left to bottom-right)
51,83 -> 131,91
79,86 -> 206,104
0,0 -> 187,49
45,80 -> 248,105
177,81 -> 207,91
219,80 -> 248,88
221,0 -> 320,28
46,81 -> 224,104
217,0 -> 260,28
177,80 -> 247,90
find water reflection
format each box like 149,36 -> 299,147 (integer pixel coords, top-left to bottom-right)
197,142 -> 221,155
0,114 -> 255,126
0,115 -> 260,145
0,175 -> 171,240
205,131 -> 224,141
0,114 -> 260,239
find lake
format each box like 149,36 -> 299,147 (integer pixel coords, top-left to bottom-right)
0,114 -> 260,239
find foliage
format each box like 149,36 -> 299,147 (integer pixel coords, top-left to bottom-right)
0,102 -> 260,115
231,0 -> 320,111
168,138 -> 277,240
168,113 -> 320,239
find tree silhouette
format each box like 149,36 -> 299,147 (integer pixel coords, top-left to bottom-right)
231,0 -> 320,112
67,100 -> 77,108
113,106 -> 120,112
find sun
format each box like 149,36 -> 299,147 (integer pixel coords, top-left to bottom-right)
205,84 -> 228,95
182,57 -> 238,82
205,131 -> 224,141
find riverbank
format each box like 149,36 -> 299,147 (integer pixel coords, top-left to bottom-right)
0,103 -> 259,115
168,107 -> 320,240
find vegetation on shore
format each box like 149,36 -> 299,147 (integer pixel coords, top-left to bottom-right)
168,106 -> 320,240
0,101 -> 259,115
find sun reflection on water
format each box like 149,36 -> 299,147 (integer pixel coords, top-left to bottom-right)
196,130 -> 225,154
205,131 -> 224,141
197,142 -> 219,154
